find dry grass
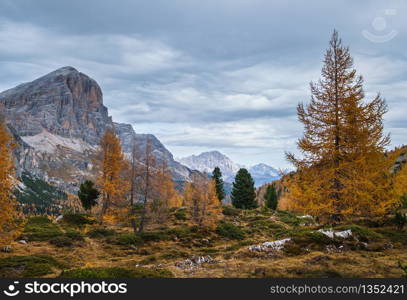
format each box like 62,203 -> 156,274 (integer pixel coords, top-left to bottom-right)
1,210 -> 407,278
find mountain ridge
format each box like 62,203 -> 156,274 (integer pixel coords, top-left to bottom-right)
178,150 -> 280,186
0,66 -> 195,193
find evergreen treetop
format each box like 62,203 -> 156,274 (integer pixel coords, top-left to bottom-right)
212,167 -> 225,202
231,168 -> 257,209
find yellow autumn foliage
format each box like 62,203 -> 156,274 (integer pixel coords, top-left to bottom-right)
0,120 -> 21,246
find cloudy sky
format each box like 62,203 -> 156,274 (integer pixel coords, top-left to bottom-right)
1,0 -> 406,169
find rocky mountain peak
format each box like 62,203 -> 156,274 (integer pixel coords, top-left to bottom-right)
0,66 -> 195,192
0,66 -> 110,145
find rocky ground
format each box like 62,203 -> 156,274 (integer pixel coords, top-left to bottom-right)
1,207 -> 407,278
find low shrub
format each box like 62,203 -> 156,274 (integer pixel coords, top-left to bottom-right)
225,240 -> 254,252
109,234 -> 143,246
65,231 -> 84,241
393,212 -> 407,231
375,228 -> 407,245
62,213 -> 96,226
276,211 -> 301,226
222,206 -> 240,216
60,267 -> 173,278
287,229 -> 335,251
283,242 -> 304,256
399,261 -> 407,278
165,227 -> 192,238
247,219 -> 285,234
138,231 -> 170,242
334,225 -> 383,242
0,255 -> 65,278
50,231 -> 84,247
24,216 -> 62,241
87,228 -> 117,238
174,208 -> 187,220
137,256 -> 158,265
50,236 -> 74,247
159,250 -> 189,260
216,222 -> 245,240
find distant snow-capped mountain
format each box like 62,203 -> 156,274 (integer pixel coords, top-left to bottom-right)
178,151 -> 280,187
248,163 -> 280,187
178,151 -> 240,183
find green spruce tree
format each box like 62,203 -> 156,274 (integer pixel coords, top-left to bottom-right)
264,183 -> 278,210
78,180 -> 100,212
212,167 -> 225,202
231,168 -> 257,209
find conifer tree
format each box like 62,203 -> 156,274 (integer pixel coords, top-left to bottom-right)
184,174 -> 221,230
212,167 -> 225,202
138,137 -> 157,232
264,182 -> 278,210
231,168 -> 257,209
0,119 -> 20,246
286,31 -> 395,219
78,180 -> 100,213
152,160 -> 180,223
97,128 -> 129,223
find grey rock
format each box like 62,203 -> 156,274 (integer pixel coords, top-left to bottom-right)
0,66 -> 195,194
175,255 -> 217,269
2,245 -> 12,253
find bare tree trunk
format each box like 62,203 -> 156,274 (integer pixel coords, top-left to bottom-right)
130,138 -> 138,233
138,137 -> 152,233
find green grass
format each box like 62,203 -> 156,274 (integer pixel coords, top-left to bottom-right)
60,267 -> 173,278
0,255 -> 65,278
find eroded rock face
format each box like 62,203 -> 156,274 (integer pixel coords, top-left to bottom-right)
0,66 -> 193,193
114,122 -> 194,182
0,66 -> 112,144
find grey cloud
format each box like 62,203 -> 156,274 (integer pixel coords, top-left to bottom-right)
0,0 -> 407,167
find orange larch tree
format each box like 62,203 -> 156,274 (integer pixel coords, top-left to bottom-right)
286,31 -> 396,220
0,119 -> 21,246
184,174 -> 221,230
97,128 -> 129,223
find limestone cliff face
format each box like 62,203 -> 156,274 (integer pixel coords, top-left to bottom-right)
0,66 -> 112,144
0,67 -> 193,192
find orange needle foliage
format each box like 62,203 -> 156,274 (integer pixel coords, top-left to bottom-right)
152,161 -> 182,223
184,174 -> 222,230
97,128 -> 129,223
0,119 -> 21,246
286,31 -> 398,220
